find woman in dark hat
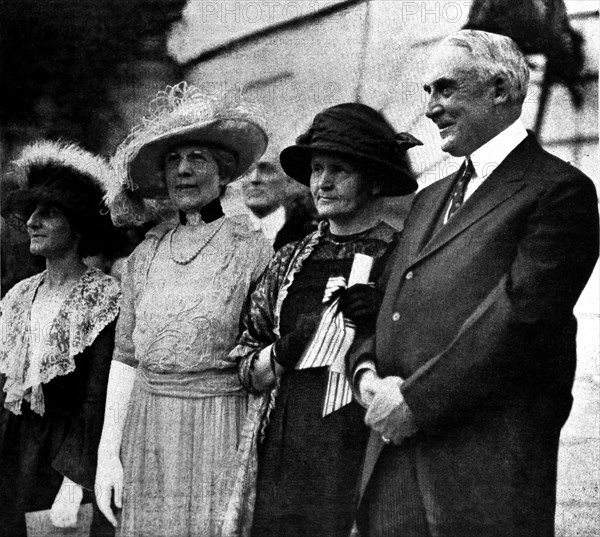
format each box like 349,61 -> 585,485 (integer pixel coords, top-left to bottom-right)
0,141 -> 120,536
228,103 -> 422,537
94,83 -> 273,537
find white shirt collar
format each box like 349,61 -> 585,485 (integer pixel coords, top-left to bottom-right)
469,120 -> 528,181
249,205 -> 286,243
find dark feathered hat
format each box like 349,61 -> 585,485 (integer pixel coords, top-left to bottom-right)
1,140 -> 117,257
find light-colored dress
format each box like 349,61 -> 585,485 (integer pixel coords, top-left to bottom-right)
113,215 -> 271,537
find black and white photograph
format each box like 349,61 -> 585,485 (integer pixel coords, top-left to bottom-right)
1,1 -> 598,536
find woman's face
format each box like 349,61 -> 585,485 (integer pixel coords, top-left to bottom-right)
164,144 -> 221,212
310,152 -> 372,224
26,204 -> 80,258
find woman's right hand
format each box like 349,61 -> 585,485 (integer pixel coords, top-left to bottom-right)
95,452 -> 123,527
272,313 -> 321,369
338,283 -> 382,331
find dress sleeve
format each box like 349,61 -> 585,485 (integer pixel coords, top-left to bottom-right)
51,320 -> 116,490
252,233 -> 274,282
231,245 -> 294,394
112,249 -> 139,368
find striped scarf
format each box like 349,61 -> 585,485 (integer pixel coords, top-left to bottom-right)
296,276 -> 355,417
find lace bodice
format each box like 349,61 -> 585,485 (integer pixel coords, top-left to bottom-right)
114,215 -> 272,374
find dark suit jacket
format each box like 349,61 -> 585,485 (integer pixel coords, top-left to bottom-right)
272,195 -> 318,251
359,134 -> 599,537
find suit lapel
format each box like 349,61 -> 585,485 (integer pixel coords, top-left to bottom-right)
412,134 -> 538,265
384,173 -> 457,296
407,174 -> 458,262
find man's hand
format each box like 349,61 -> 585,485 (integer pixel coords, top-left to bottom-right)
357,368 -> 382,407
364,376 -> 418,444
50,477 -> 83,528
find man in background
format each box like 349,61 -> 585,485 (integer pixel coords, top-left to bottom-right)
242,147 -> 316,250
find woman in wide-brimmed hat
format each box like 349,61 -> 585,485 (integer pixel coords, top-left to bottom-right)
0,141 -> 120,536
227,103 -> 422,537
95,82 -> 272,536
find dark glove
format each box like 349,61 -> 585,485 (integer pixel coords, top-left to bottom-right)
272,314 -> 321,369
338,284 -> 381,330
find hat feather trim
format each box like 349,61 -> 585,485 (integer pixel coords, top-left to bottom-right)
106,81 -> 269,227
13,140 -> 114,190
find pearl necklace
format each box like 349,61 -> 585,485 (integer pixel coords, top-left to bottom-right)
168,218 -> 225,265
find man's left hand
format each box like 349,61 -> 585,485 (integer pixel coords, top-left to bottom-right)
364,376 -> 418,444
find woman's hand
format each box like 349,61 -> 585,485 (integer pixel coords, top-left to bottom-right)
94,361 -> 136,527
95,452 -> 123,528
272,313 -> 321,369
50,477 -> 83,528
338,283 -> 382,330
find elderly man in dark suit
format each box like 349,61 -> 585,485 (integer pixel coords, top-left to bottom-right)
352,30 -> 599,537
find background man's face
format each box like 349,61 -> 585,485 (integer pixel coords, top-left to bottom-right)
243,159 -> 288,217
424,45 -> 497,157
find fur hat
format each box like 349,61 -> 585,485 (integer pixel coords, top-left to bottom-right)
107,82 -> 269,227
1,140 -> 117,257
280,103 -> 422,196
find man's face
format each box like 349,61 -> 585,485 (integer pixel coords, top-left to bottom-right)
243,160 -> 287,217
423,45 -> 497,157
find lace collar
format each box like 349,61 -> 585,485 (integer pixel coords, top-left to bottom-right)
0,268 -> 120,415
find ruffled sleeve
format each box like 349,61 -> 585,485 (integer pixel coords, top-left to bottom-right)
111,228 -> 162,369
231,242 -> 297,394
0,274 -> 42,412
252,233 -> 273,282
227,213 -> 273,283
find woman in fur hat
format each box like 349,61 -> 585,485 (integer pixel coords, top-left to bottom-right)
95,83 -> 272,536
228,103 -> 421,537
0,141 -> 121,536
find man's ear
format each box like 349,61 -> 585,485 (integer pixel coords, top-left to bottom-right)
493,75 -> 510,105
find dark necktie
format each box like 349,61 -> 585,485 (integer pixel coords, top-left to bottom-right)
446,158 -> 475,221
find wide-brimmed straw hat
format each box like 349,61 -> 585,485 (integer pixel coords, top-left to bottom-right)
107,82 -> 268,226
1,140 -> 117,257
280,103 -> 422,196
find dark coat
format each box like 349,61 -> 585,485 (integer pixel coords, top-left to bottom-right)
358,134 -> 599,537
0,322 -> 116,537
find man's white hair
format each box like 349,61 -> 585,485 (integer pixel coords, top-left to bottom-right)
442,30 -> 530,105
